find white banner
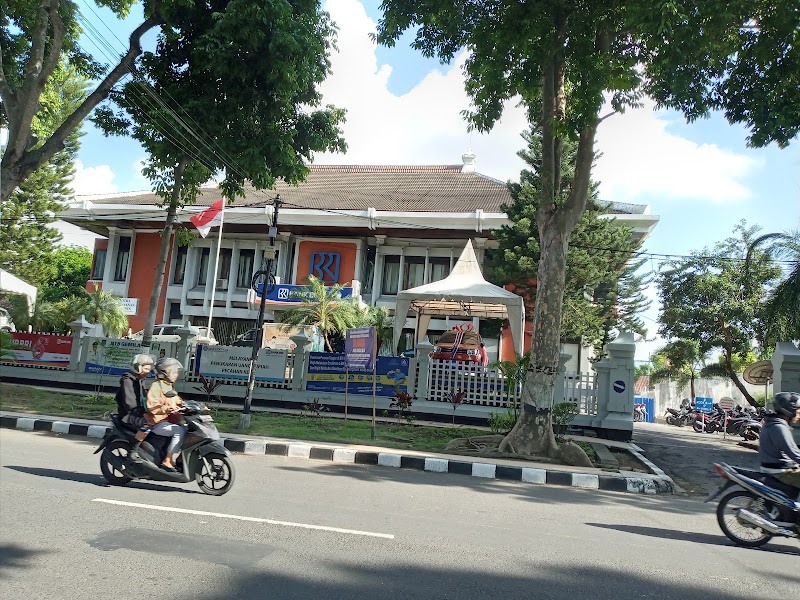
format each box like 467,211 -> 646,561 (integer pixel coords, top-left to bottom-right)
195,345 -> 288,382
119,298 -> 139,315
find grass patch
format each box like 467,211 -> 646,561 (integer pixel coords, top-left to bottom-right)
0,383 -> 488,452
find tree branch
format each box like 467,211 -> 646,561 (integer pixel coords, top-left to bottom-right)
18,12 -> 162,185
39,1 -> 66,91
0,40 -> 15,112
552,8 -> 566,197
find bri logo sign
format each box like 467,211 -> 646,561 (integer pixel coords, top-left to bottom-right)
310,252 -> 341,282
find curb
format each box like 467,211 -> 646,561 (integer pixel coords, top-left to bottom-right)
0,415 -> 674,495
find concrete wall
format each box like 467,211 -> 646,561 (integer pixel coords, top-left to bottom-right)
645,377 -> 772,418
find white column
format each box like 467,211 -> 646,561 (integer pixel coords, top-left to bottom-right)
373,251 -> 384,299
227,239 -> 239,309
203,244 -> 215,310
397,247 -> 405,293
102,230 -> 116,284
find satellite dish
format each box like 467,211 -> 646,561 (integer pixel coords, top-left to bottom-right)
742,360 -> 773,385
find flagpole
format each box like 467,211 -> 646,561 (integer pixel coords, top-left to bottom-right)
206,202 -> 225,334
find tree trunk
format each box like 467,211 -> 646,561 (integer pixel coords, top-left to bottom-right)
690,371 -> 696,403
141,157 -> 187,349
724,344 -> 757,407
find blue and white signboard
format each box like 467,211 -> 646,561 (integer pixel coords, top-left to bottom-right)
256,283 -> 353,303
695,397 -> 714,413
345,327 -> 376,371
306,353 -> 409,397
195,345 -> 287,382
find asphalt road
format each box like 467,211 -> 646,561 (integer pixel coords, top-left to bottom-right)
1,428 -> 797,600
633,423 -> 761,496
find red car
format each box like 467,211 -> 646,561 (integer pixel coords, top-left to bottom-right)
430,330 -> 484,363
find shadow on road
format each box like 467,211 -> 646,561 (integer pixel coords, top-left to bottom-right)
2,465 -> 198,494
586,522 -> 799,556
0,544 -> 51,575
271,462 -> 712,515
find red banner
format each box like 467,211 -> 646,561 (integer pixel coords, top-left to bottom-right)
5,333 -> 73,367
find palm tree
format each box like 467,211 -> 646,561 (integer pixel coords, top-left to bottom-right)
361,306 -> 393,354
69,284 -> 128,338
745,230 -> 800,347
279,276 -> 364,352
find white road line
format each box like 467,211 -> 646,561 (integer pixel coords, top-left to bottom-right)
91,498 -> 394,540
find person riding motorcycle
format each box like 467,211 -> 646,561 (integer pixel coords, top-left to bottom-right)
114,354 -> 155,461
759,391 -> 800,496
145,357 -> 186,472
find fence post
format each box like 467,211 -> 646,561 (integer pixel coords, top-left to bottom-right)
772,342 -> 800,395
68,315 -> 92,372
174,324 -> 194,380
290,331 -> 312,391
554,351 -> 571,406
415,341 -> 434,401
593,331 -> 636,441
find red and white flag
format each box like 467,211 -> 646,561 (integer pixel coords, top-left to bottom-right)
189,199 -> 224,238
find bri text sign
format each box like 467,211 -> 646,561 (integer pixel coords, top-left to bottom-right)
306,353 -> 409,397
4,333 -> 73,367
257,283 -> 353,303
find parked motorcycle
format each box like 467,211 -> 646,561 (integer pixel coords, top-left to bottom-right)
95,400 -> 235,495
665,407 -> 695,427
707,463 -> 799,547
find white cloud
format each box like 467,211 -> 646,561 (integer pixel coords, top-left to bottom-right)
594,101 -> 761,203
71,160 -> 119,196
316,0 -> 761,201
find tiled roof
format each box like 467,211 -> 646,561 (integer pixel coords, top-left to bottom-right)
81,165 -> 513,213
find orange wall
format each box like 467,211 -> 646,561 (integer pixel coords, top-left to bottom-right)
86,239 -> 109,292
294,241 -> 357,285
125,233 -> 173,332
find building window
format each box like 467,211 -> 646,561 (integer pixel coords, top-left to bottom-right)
237,249 -> 255,288
91,249 -> 106,280
428,257 -> 450,283
197,248 -> 211,285
217,248 -> 232,281
403,256 -> 425,290
173,246 -> 188,285
168,302 -> 182,323
362,246 -> 376,294
382,255 -> 400,295
113,236 -> 131,282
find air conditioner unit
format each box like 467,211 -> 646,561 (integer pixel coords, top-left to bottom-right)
216,278 -> 228,291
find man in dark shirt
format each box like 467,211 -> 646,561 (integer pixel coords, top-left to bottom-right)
114,354 -> 155,460
758,392 -> 800,493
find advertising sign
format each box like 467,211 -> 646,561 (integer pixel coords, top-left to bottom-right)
345,327 -> 376,371
4,333 -> 73,367
195,345 -> 287,382
84,339 -> 175,376
256,283 -> 353,304
306,353 -> 409,397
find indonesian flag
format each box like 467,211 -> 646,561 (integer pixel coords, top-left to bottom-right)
189,199 -> 224,238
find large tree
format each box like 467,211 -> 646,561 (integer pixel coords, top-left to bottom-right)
377,1 -> 799,458
38,245 -> 92,302
657,223 -> 781,406
0,63 -> 86,285
745,230 -> 800,347
0,0 -> 165,202
94,0 -> 347,348
486,129 -> 647,357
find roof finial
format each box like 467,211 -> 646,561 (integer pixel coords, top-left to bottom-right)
461,147 -> 476,173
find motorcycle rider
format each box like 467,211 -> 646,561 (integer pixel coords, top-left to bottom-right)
759,392 -> 800,495
114,354 -> 155,461
146,357 -> 186,472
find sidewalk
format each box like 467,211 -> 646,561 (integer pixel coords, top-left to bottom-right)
1,409 -> 674,495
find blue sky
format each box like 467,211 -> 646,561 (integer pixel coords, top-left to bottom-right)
63,0 -> 800,360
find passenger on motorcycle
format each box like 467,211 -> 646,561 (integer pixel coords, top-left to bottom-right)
759,392 -> 800,496
114,354 -> 155,461
146,357 -> 186,472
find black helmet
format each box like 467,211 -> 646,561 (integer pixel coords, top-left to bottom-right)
771,392 -> 800,418
155,357 -> 183,378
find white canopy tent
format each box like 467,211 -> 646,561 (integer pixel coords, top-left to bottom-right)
0,269 -> 37,315
392,240 -> 525,354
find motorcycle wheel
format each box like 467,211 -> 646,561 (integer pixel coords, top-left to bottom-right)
693,421 -> 704,433
100,440 -> 133,486
716,491 -> 774,548
666,416 -> 677,426
196,453 -> 235,496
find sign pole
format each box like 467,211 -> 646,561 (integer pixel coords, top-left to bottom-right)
240,195 -> 281,430
344,365 -> 349,421
371,360 -> 377,440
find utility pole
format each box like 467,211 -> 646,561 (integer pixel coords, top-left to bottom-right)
239,194 -> 281,430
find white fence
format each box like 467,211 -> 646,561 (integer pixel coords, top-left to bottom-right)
564,372 -> 598,415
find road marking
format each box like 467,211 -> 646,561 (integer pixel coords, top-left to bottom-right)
91,498 -> 394,540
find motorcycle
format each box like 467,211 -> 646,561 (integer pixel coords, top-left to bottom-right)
706,462 -> 799,547
665,407 -> 695,427
94,400 -> 235,496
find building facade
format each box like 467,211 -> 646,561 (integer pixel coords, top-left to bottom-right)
63,161 -> 659,363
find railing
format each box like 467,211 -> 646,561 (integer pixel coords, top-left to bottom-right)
564,371 -> 598,415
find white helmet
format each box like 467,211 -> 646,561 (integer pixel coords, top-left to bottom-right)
131,354 -> 155,374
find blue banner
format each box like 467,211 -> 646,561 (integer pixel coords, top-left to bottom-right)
257,283 -> 353,303
306,353 -> 409,396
